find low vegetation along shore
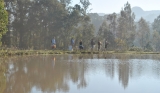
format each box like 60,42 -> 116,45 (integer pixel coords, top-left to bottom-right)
0,50 -> 160,57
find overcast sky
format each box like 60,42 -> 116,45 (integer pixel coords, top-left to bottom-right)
71,0 -> 160,14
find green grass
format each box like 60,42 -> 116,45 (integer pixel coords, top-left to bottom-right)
0,49 -> 160,57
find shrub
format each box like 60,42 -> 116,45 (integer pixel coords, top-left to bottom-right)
129,47 -> 142,51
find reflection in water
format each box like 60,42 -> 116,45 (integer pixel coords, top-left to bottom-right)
118,61 -> 129,89
0,59 -> 6,93
2,54 -> 160,93
104,60 -> 115,79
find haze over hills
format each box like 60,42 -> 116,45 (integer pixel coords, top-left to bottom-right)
97,6 -> 160,23
97,13 -> 106,16
132,6 -> 160,23
89,6 -> 160,35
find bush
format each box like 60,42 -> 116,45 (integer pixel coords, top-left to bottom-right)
145,43 -> 153,51
114,49 -> 127,53
144,49 -> 152,52
129,47 -> 142,51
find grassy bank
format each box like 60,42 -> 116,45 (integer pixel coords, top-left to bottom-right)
0,50 -> 108,56
0,50 -> 160,57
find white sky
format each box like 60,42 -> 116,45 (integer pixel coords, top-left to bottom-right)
71,0 -> 160,14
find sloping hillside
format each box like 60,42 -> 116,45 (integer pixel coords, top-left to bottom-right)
132,7 -> 160,23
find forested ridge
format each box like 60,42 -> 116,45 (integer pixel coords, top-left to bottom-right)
1,0 -> 160,51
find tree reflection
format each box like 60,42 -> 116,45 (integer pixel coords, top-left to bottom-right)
108,54 -> 160,89
104,54 -> 134,89
70,55 -> 88,89
118,60 -> 129,89
4,55 -> 89,93
77,61 -> 87,89
3,54 -> 160,93
0,60 -> 6,93
104,60 -> 115,79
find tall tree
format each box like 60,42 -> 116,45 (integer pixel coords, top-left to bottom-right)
107,13 -> 117,38
137,17 -> 150,49
98,21 -> 115,49
0,0 -> 8,46
152,15 -> 160,51
80,0 -> 91,15
152,30 -> 160,51
117,2 -> 136,48
88,13 -> 104,35
152,15 -> 160,34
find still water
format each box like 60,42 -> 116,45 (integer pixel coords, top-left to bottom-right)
2,54 -> 160,93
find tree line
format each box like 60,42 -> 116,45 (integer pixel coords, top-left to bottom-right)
1,0 -> 160,51
1,0 -> 94,50
90,2 -> 160,51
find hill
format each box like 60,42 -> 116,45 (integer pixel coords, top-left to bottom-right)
132,6 -> 160,23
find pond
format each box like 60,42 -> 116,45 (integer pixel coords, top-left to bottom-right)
2,54 -> 160,93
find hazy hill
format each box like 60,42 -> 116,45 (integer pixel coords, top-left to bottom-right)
132,7 -> 160,23
96,7 -> 160,23
89,7 -> 160,35
97,13 -> 106,16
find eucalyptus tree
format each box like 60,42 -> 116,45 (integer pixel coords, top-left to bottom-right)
106,13 -> 117,49
1,0 -> 94,50
60,0 -> 95,50
107,13 -> 117,38
31,0 -> 67,49
78,17 -> 94,49
98,21 -> 109,40
4,0 -> 69,49
80,0 -> 91,15
152,15 -> 160,33
117,2 -> 136,49
77,0 -> 94,49
117,11 -> 127,48
7,0 -> 31,49
2,0 -> 15,47
0,0 -> 8,46
152,30 -> 160,51
88,13 -> 104,35
123,2 -> 136,47
152,15 -> 160,51
137,17 -> 150,50
98,21 -> 115,49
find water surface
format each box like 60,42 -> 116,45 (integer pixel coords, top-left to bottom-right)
2,54 -> 160,93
